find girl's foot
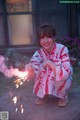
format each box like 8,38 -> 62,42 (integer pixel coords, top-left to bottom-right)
35,96 -> 49,105
58,96 -> 69,107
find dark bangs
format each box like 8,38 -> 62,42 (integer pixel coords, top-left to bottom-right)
38,24 -> 56,39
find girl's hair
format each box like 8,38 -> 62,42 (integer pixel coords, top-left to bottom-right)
38,23 -> 56,39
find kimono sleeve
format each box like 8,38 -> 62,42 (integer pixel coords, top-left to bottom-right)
30,50 -> 42,75
56,46 -> 73,81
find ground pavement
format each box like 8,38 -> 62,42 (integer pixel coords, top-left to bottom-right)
0,78 -> 80,120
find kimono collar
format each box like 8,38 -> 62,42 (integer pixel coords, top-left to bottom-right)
42,42 -> 56,56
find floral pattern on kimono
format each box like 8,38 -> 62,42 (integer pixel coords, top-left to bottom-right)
30,42 -> 73,98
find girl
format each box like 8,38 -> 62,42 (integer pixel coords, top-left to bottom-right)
25,24 -> 73,107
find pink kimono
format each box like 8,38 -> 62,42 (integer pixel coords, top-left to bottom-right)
30,42 -> 73,99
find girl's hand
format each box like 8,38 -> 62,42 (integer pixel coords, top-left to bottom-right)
25,63 -> 35,79
43,60 -> 50,68
43,60 -> 56,72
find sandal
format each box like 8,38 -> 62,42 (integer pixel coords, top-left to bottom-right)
35,96 -> 49,105
58,97 -> 69,107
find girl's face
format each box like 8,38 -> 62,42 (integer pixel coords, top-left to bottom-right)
40,36 -> 55,53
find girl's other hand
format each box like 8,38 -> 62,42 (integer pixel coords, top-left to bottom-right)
25,63 -> 35,79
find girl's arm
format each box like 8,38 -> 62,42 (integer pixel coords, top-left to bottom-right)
25,50 -> 42,79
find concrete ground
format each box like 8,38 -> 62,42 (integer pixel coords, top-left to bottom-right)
0,78 -> 80,120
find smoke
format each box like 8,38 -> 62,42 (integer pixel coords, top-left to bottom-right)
0,55 -> 27,78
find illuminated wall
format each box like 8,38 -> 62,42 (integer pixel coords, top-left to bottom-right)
7,0 -> 33,45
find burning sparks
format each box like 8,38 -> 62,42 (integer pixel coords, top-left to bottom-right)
13,96 -> 18,105
20,105 -> 24,113
14,75 -> 27,89
13,95 -> 24,113
12,71 -> 29,113
0,55 -> 29,113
